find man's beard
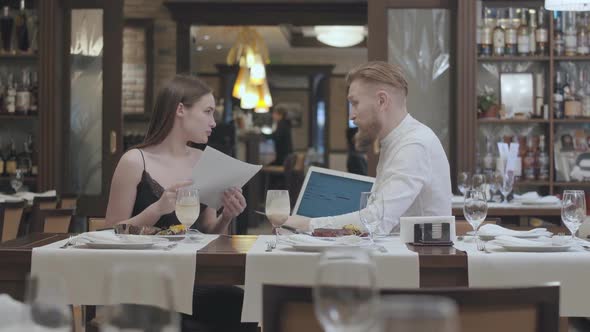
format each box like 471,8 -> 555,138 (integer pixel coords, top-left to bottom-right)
355,118 -> 381,153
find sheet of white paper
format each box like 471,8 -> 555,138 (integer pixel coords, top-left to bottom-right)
192,147 -> 262,209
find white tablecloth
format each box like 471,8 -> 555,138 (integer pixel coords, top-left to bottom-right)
454,239 -> 590,317
31,234 -> 219,315
242,235 -> 419,323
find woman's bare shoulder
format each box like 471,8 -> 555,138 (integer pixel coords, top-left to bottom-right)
116,149 -> 145,176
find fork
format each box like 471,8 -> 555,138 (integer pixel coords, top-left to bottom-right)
476,238 -> 486,252
265,241 -> 274,252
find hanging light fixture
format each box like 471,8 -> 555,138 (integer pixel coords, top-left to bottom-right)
314,26 -> 365,48
545,0 -> 590,10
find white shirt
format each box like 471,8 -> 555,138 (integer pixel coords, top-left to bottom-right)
309,114 -> 452,233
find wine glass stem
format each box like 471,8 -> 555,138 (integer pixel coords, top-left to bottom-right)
275,226 -> 281,245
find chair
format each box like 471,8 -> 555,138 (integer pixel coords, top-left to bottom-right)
32,196 -> 58,210
29,208 -> 75,233
262,284 -> 559,332
455,217 -> 500,236
59,193 -> 78,210
87,217 -> 107,232
0,201 -> 25,242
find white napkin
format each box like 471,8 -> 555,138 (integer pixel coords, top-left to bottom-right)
451,196 -> 464,204
512,191 -> 540,201
478,224 -> 552,237
537,196 -> 561,204
13,190 -> 56,202
490,235 -> 555,247
282,234 -> 364,246
0,294 -> 25,328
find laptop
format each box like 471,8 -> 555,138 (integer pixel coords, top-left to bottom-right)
292,166 -> 375,218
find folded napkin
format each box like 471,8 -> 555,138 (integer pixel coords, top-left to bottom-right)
490,235 -> 556,247
13,190 -> 57,203
512,191 -> 541,201
282,234 -> 364,246
478,224 -> 552,237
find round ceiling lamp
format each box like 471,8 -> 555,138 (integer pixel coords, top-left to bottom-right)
314,26 -> 365,48
545,0 -> 590,10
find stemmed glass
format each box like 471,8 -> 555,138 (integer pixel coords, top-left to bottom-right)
561,190 -> 586,242
379,295 -> 459,332
265,190 -> 290,245
463,189 -> 488,251
101,265 -> 180,331
500,170 -> 515,203
22,274 -> 72,331
359,192 -> 384,245
471,173 -> 485,192
490,171 -> 503,202
10,169 -> 24,193
175,185 -> 201,242
457,172 -> 470,196
313,248 -> 379,332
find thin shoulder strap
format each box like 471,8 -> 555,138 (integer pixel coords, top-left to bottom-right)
137,149 -> 146,170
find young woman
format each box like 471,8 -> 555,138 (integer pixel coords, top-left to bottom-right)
105,75 -> 256,332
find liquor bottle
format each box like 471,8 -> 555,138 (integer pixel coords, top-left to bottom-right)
537,135 -> 549,180
15,69 -> 30,114
14,0 -> 28,53
0,6 -> 13,53
554,11 -> 565,56
528,9 -> 537,56
564,12 -> 577,56
18,141 -> 30,175
29,70 -> 37,113
535,73 -> 544,118
517,9 -> 530,56
492,9 -> 505,56
5,140 -> 17,176
505,8 -> 518,55
5,73 -> 15,114
554,71 -> 565,119
483,137 -> 495,176
536,7 -> 549,55
583,69 -> 590,117
523,137 -> 536,181
577,13 -> 590,55
481,7 -> 493,56
476,2 -> 483,56
27,134 -> 36,176
26,7 -> 37,53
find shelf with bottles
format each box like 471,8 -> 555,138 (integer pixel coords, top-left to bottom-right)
0,112 -> 35,119
0,175 -> 35,182
0,0 -> 39,59
477,56 -> 550,62
513,180 -> 550,186
554,118 -> 590,123
0,134 -> 38,184
554,181 -> 590,187
478,118 -> 550,124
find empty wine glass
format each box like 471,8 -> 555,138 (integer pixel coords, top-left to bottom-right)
22,274 -> 72,331
101,265 -> 180,332
471,173 -> 485,192
561,190 -> 586,242
175,185 -> 200,241
313,248 -> 379,332
500,170 -> 514,203
490,171 -> 503,202
463,189 -> 488,251
457,171 -> 470,196
265,190 -> 290,245
359,192 -> 384,245
10,169 -> 24,193
379,295 -> 459,332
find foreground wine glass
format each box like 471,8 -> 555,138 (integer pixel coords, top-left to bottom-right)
22,274 -> 72,331
379,295 -> 459,332
313,249 -> 379,332
561,190 -> 586,242
175,185 -> 200,242
265,190 -> 290,245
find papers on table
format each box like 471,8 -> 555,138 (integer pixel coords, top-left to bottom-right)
192,147 -> 261,209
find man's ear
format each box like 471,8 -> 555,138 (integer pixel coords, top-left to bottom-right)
376,90 -> 388,110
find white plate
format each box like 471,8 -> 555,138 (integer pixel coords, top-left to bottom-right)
290,243 -> 364,252
519,200 -> 559,206
500,244 -> 571,252
467,231 -> 552,241
84,242 -> 157,250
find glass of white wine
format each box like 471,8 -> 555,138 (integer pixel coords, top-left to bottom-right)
265,190 -> 290,245
175,185 -> 200,242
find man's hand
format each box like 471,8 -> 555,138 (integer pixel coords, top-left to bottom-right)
284,215 -> 312,232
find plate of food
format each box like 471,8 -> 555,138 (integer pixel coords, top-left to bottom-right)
82,233 -> 168,250
312,224 -> 368,238
114,224 -> 193,241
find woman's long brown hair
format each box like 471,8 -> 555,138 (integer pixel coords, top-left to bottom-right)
134,74 -> 212,149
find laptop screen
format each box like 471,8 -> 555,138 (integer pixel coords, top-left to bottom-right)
294,168 -> 375,218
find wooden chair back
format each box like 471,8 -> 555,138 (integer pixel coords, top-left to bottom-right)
262,284 -> 559,332
0,201 -> 25,242
30,208 -> 75,233
32,196 -> 58,210
87,217 -> 107,232
59,193 -> 78,210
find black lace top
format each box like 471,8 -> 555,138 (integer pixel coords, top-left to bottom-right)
131,149 -> 204,229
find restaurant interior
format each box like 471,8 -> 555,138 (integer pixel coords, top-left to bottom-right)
1,0 -> 590,331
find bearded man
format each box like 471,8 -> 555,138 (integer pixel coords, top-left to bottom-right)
285,61 -> 452,233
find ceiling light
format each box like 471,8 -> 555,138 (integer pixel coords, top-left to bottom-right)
196,45 -> 204,51
314,26 -> 365,48
203,35 -> 210,40
545,0 -> 590,10
216,44 -> 223,50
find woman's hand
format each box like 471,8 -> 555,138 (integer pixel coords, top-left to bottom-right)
221,187 -> 247,219
154,180 -> 193,216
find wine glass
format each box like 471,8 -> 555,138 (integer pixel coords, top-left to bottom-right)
313,248 -> 379,332
10,169 -> 24,193
101,265 -> 180,332
379,295 -> 459,332
22,274 -> 72,331
359,192 -> 384,245
490,171 -> 503,202
561,190 -> 586,242
471,173 -> 485,192
463,189 -> 488,251
175,185 -> 200,242
457,171 -> 470,196
500,170 -> 514,203
265,190 -> 290,245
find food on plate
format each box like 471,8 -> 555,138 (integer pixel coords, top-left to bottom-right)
343,224 -> 365,236
156,224 -> 186,235
312,224 -> 368,237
